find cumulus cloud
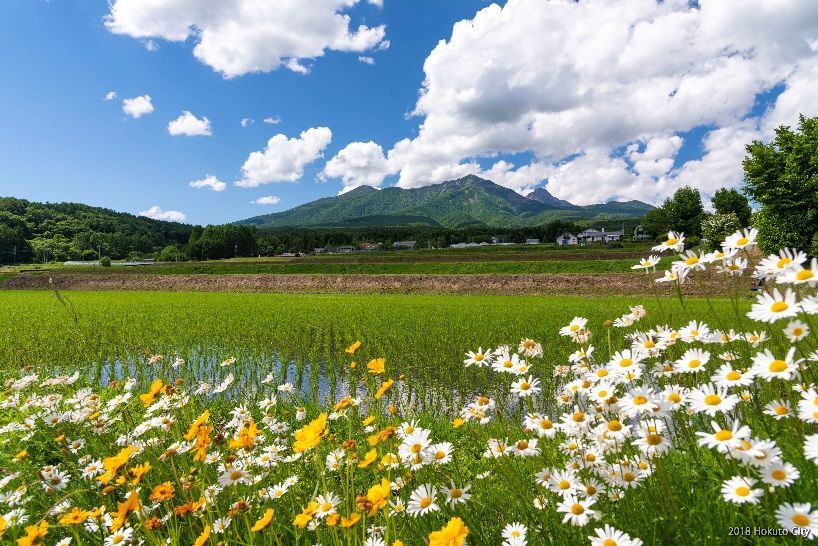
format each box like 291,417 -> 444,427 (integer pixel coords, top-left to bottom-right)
138,206 -> 186,222
236,127 -> 332,188
122,95 -> 154,118
188,175 -> 226,192
252,195 -> 281,205
104,0 -> 388,78
358,56 -> 375,65
104,91 -> 117,101
167,111 -> 212,136
321,141 -> 390,193
241,118 -> 254,127
324,0 -> 818,203
263,116 -> 281,125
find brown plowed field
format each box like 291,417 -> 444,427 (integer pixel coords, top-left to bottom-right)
1,271 -> 740,296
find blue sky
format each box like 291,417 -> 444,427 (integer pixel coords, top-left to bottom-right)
1,0 -> 816,225
0,0 -> 488,224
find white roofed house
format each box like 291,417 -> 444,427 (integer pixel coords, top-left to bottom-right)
392,240 -> 417,249
577,228 -> 623,244
556,232 -> 578,246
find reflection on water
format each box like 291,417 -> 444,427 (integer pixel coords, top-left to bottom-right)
80,348 -> 480,416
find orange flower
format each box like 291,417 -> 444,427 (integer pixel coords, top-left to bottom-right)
229,420 -> 259,451
149,482 -> 175,502
340,513 -> 361,528
250,508 -> 275,532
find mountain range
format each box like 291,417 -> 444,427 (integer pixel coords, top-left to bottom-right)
239,175 -> 654,229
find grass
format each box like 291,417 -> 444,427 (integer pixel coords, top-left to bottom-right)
0,271 -> 816,545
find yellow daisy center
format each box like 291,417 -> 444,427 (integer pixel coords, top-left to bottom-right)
704,394 -> 722,406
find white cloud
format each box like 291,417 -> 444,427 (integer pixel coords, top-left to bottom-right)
122,95 -> 154,118
263,116 -> 281,125
241,117 -> 254,127
104,91 -> 117,101
189,175 -> 226,192
143,39 -> 159,51
138,206 -> 186,222
252,195 -> 281,205
105,0 -> 388,78
358,56 -> 375,65
167,111 -> 212,136
236,127 -> 332,188
328,0 -> 818,203
321,141 -> 390,193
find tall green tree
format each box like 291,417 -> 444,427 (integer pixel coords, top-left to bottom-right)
743,115 -> 818,253
665,186 -> 705,237
712,188 -> 752,227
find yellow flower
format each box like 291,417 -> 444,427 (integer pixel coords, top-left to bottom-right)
97,445 -> 136,485
293,502 -> 318,528
365,478 -> 390,516
326,513 -> 340,526
293,413 -> 328,453
0,515 -> 6,537
350,361 -> 357,369
393,541 -> 405,546
16,521 -> 47,546
453,418 -> 465,428
251,508 -> 275,532
428,517 -> 469,546
340,513 -> 361,528
193,524 -> 211,546
13,450 -> 27,460
139,379 -> 164,407
375,379 -> 394,399
367,358 -> 385,375
358,448 -> 377,468
129,462 -> 151,484
346,340 -> 362,354
111,490 -> 140,532
333,396 -> 355,412
229,420 -> 259,451
185,410 -> 211,441
363,415 -> 376,426
149,482 -> 175,502
54,434 -> 65,442
58,508 -> 90,525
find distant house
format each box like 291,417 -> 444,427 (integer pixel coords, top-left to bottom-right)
314,247 -> 327,254
556,233 -> 578,246
577,228 -> 623,244
633,225 -> 650,241
358,242 -> 381,251
337,245 -> 355,253
278,252 -> 298,257
525,237 -> 540,244
392,240 -> 417,250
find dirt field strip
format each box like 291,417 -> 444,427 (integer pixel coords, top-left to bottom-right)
0,271 -> 740,296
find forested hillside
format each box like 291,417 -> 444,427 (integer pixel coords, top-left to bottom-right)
0,197 -> 193,263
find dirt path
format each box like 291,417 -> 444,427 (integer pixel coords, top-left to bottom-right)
0,271 -> 738,296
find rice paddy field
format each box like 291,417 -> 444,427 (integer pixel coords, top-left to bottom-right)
1,232 -> 817,545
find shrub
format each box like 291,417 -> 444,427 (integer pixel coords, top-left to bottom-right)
100,256 -> 111,267
701,212 -> 741,251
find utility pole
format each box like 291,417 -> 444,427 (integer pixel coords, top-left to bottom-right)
234,243 -> 238,259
